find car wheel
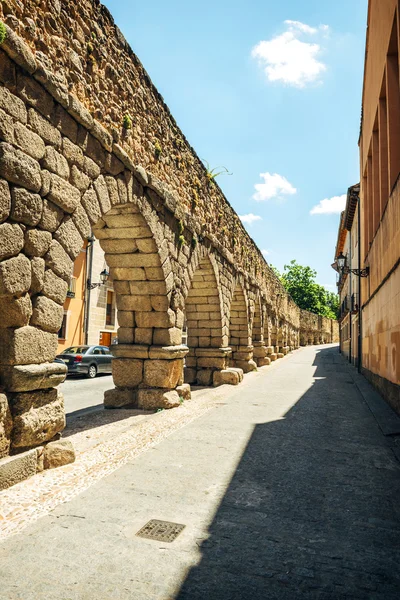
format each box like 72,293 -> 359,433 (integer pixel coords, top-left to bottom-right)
87,364 -> 97,379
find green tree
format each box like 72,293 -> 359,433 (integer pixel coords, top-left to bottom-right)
271,260 -> 339,319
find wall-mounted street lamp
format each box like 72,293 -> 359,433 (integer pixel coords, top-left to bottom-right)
87,268 -> 109,290
336,253 -> 369,278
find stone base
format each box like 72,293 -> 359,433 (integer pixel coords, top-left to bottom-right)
176,383 -> 191,401
213,367 -> 244,386
137,388 -> 181,410
104,388 -> 137,408
0,447 -> 41,491
276,352 -> 284,359
270,354 -> 277,361
257,357 -> 271,367
233,359 -> 257,373
43,439 -> 75,470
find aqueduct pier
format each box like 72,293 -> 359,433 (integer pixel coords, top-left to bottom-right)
0,0 -> 338,475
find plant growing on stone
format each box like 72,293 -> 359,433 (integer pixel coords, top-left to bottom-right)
87,41 -> 94,54
123,114 -> 132,129
177,220 -> 184,235
202,160 -> 232,185
0,21 -> 7,45
154,141 -> 162,158
178,235 -> 185,248
191,235 -> 198,249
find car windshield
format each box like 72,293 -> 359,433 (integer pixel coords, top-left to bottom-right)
61,347 -> 88,354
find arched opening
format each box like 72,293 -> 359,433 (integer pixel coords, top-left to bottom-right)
228,284 -> 256,373
184,255 -> 227,386
252,298 -> 270,367
93,201 -> 186,409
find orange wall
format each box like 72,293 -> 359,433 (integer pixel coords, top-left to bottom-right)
57,245 -> 87,352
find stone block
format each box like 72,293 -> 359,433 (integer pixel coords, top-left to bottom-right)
0,293 -> 32,328
117,327 -> 134,343
0,107 -> 14,143
104,388 -> 137,409
43,439 -> 75,470
17,72 -> 53,118
99,238 -> 138,255
197,357 -> 227,369
31,295 -> 64,333
54,217 -> 83,260
10,186 -> 42,226
153,327 -> 182,346
0,393 -> 12,459
112,345 -> 149,359
135,310 -> 176,329
93,175 -> 111,214
1,362 -> 67,392
196,369 -> 213,386
0,448 -> 39,491
47,173 -> 81,213
257,357 -> 271,367
70,165 -> 90,193
0,142 -> 41,192
233,359 -> 257,373
24,229 -> 52,257
28,108 -> 61,147
135,328 -> 153,345
143,358 -> 183,388
42,146 -> 70,179
270,353 -> 277,361
137,389 -> 180,410
112,358 -> 143,388
62,137 -> 84,168
71,204 -> 91,239
10,388 -> 65,449
0,326 -> 58,365
0,85 -> 27,123
0,253 -> 31,295
44,240 -> 73,282
116,295 -> 152,312
42,269 -> 68,305
276,353 -> 284,359
176,383 -> 191,401
39,199 -> 64,232
14,122 -> 45,161
31,257 -> 45,294
0,223 -> 24,260
213,369 -> 240,386
0,178 -> 11,223
148,345 -> 188,359
184,368 -> 197,384
116,311 -> 134,328
2,25 -> 37,74
0,48 -> 16,88
82,187 -> 102,224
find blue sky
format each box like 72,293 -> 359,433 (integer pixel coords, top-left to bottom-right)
104,0 -> 368,291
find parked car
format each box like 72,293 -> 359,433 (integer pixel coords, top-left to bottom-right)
56,345 -> 114,378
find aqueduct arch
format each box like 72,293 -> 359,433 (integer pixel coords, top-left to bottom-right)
0,3 -> 338,470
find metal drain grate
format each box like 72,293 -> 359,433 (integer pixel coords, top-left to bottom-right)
136,519 -> 185,543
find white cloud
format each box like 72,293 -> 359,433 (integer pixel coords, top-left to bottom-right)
251,21 -> 328,87
253,172 -> 297,202
261,249 -> 271,257
310,194 -> 346,215
284,20 -> 317,35
239,213 -> 262,225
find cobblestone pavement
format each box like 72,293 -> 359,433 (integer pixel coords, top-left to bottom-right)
1,345 -> 400,599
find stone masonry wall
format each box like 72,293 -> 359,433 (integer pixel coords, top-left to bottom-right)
0,3 -> 337,472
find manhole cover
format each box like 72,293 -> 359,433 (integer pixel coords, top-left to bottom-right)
136,519 -> 185,542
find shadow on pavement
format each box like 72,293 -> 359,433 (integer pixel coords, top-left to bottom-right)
175,346 -> 400,599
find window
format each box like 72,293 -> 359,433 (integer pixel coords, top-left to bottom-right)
92,347 -> 102,355
58,313 -> 68,340
106,290 -> 115,326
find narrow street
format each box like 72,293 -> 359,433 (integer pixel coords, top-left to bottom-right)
1,345 -> 400,599
60,374 -> 113,416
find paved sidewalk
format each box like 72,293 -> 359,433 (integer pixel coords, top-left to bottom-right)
1,345 -> 400,599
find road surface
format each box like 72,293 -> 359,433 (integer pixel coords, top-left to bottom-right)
60,374 -> 113,415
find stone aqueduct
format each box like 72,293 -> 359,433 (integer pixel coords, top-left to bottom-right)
0,1 -> 338,464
